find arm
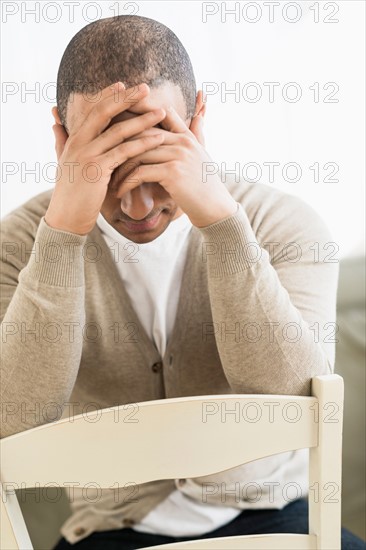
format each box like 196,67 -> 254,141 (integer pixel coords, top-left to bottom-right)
0,212 -> 87,438
1,82 -> 168,438
197,195 -> 339,396
111,105 -> 338,395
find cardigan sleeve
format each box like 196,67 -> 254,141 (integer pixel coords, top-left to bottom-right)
197,195 -> 339,396
0,213 -> 87,438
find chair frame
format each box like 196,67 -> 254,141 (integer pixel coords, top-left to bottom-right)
0,374 -> 344,549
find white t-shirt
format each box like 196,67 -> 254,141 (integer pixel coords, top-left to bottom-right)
96,211 -> 242,536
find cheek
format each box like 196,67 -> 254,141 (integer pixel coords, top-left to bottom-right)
152,182 -> 166,194
109,162 -> 137,191
101,190 -> 118,213
152,183 -> 175,203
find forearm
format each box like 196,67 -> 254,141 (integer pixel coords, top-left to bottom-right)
199,204 -> 338,396
0,217 -> 87,438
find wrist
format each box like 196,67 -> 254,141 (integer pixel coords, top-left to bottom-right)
44,213 -> 90,236
195,200 -> 239,229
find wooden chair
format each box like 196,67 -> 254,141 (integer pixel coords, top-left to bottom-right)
0,374 -> 344,549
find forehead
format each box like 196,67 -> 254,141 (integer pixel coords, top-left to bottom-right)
66,81 -> 187,131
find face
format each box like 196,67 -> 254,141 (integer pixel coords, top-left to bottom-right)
66,82 -> 195,243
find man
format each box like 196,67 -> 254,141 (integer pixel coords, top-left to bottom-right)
1,14 -> 364,550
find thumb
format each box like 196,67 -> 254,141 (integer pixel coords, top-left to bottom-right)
52,123 -> 68,161
190,115 -> 205,147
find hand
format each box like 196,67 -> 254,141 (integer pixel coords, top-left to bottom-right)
45,83 -> 166,235
112,107 -> 238,228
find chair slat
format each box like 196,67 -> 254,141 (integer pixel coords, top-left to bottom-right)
1,395 -> 317,487
141,533 -> 317,549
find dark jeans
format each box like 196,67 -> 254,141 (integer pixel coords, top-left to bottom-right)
53,498 -> 366,550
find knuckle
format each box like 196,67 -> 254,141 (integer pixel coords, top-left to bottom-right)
143,134 -> 156,143
80,152 -> 95,167
125,159 -> 140,172
134,129 -> 151,140
109,123 -> 126,141
169,160 -> 180,174
180,134 -> 192,147
121,140 -> 136,153
116,144 -> 128,160
96,101 -> 112,120
108,160 -> 119,172
169,146 -> 180,159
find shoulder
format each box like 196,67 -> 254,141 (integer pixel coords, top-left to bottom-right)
1,189 -> 53,240
223,172 -> 334,251
1,189 -> 53,272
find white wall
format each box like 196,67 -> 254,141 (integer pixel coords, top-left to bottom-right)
1,0 -> 365,258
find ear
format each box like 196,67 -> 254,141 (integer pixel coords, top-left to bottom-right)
189,90 -> 207,146
51,106 -> 69,160
51,106 -> 62,125
194,90 -> 206,118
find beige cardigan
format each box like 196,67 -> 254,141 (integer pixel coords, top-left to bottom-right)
0,174 -> 338,543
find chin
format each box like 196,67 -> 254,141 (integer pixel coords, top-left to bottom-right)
114,217 -> 171,244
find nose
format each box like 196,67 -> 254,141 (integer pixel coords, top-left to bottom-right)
120,183 -> 155,220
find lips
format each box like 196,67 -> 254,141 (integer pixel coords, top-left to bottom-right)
121,212 -> 162,232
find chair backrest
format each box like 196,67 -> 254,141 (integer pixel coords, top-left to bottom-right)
1,374 -> 344,550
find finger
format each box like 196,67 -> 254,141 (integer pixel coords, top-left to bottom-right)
77,82 -> 147,142
69,82 -> 125,139
102,133 -> 165,174
111,145 -> 178,182
189,114 -> 205,147
89,108 -> 166,156
52,123 -> 69,161
159,106 -> 188,134
124,126 -> 177,145
75,83 -> 150,143
115,164 -> 169,198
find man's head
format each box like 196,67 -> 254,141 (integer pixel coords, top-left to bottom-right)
54,16 -> 205,243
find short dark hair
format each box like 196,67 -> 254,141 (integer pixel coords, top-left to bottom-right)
56,15 -> 197,131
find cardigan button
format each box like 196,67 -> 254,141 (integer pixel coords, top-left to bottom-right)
73,527 -> 86,536
151,361 -> 163,373
122,518 -> 136,527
